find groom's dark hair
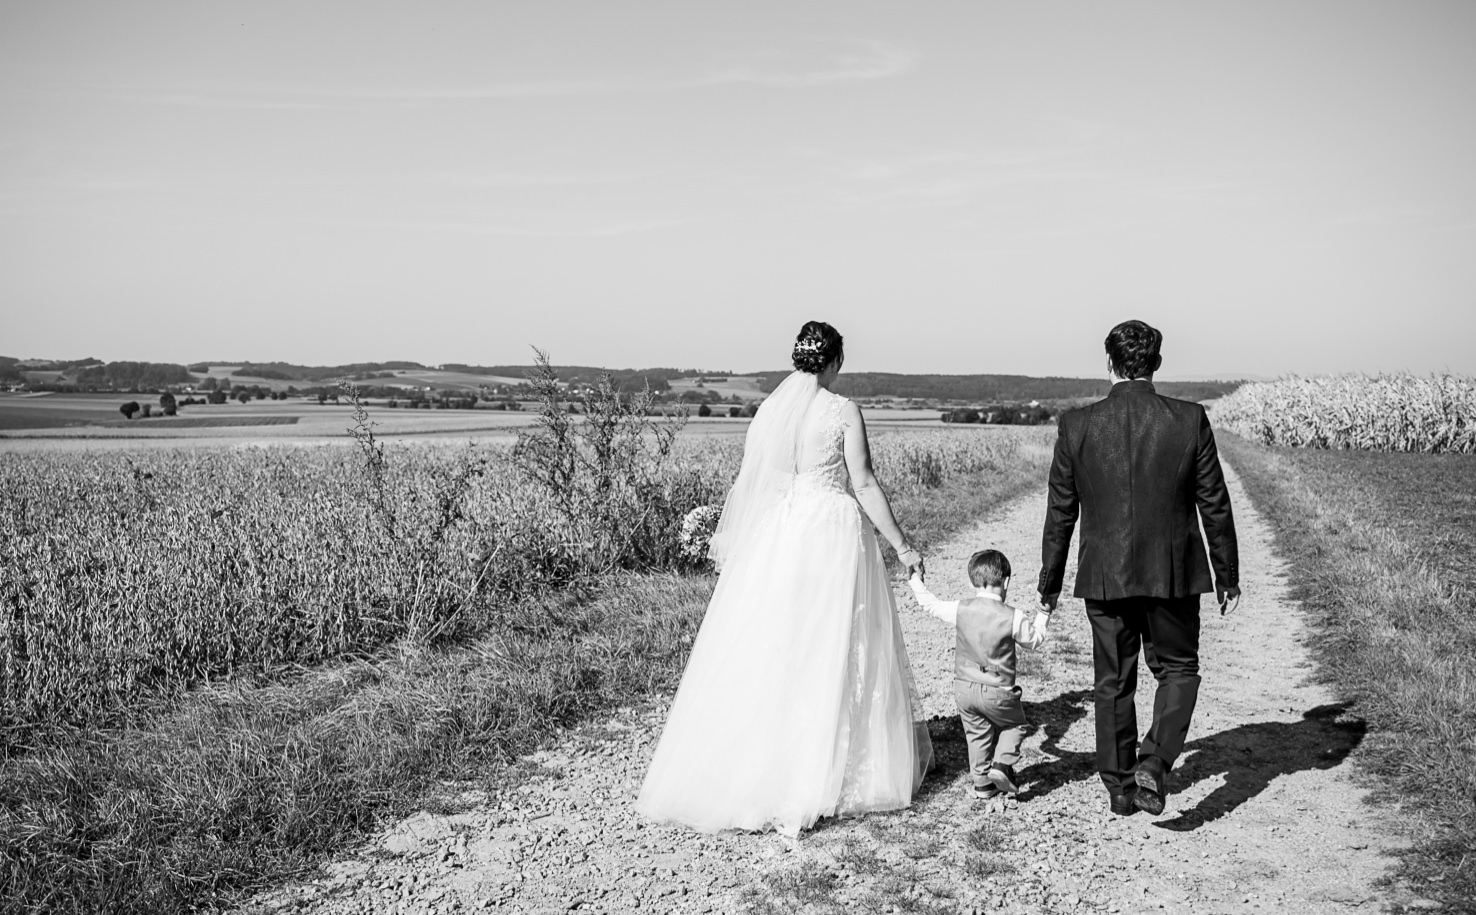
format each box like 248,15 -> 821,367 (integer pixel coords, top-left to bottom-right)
967,550 -> 1011,588
1105,320 -> 1163,380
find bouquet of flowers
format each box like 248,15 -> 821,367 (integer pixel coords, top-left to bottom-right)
678,505 -> 723,563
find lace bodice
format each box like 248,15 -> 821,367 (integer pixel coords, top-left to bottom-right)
795,389 -> 850,495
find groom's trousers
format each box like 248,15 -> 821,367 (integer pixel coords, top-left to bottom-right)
1085,595 -> 1201,794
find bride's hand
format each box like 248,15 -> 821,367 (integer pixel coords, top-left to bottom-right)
898,545 -> 924,581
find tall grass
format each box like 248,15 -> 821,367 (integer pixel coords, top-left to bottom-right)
0,441 -> 726,742
0,415 -> 1028,745
1210,373 -> 1475,453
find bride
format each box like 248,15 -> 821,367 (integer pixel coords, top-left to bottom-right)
637,321 -> 933,836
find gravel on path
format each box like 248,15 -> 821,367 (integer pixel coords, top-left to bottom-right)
239,464 -> 1430,915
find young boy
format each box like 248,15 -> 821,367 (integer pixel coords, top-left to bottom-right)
909,549 -> 1051,800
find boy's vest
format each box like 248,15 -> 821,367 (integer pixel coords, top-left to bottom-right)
955,596 -> 1018,688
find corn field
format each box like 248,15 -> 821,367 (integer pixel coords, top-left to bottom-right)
1210,373 -> 1476,453
0,426 -> 1025,741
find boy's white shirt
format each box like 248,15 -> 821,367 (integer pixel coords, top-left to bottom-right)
908,575 -> 1049,650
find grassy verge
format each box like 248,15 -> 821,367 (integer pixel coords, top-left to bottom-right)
1,575 -> 714,914
1219,434 -> 1476,910
0,442 -> 1052,915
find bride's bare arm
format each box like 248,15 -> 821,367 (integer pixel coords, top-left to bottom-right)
841,400 -> 917,560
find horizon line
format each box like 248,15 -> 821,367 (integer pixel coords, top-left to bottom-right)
2,354 -> 1274,383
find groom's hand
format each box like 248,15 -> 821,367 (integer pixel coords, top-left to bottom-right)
1217,585 -> 1242,616
1041,592 -> 1059,613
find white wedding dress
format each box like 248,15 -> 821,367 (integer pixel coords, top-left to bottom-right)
637,375 -> 932,836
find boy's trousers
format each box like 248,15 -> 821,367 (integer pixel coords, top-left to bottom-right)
954,680 -> 1028,786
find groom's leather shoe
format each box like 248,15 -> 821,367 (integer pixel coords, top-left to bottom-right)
1109,791 -> 1137,816
1133,756 -> 1168,815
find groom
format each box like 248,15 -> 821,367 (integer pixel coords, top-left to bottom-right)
1037,320 -> 1240,816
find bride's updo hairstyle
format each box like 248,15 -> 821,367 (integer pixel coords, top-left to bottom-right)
792,321 -> 844,374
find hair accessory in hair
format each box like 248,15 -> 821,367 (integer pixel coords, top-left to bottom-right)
793,337 -> 824,354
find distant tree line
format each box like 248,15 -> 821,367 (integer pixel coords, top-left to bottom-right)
118,387 -> 300,416
118,392 -> 182,419
694,403 -> 760,418
448,365 -> 690,394
757,372 -> 1243,404
383,396 -> 489,410
187,361 -> 426,382
941,404 -> 1055,425
7,356 -> 100,372
76,361 -> 194,390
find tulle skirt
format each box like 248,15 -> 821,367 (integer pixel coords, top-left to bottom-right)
636,480 -> 933,836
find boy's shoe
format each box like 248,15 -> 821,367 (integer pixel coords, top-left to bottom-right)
987,763 -> 1020,796
972,784 -> 1001,800
1133,756 -> 1168,815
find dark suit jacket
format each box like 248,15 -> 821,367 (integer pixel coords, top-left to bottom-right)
1038,380 -> 1238,601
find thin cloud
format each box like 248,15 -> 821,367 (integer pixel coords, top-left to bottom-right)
33,88 -> 334,111
798,117 -> 1177,212
1143,179 -> 1247,204
414,171 -> 641,189
1325,205 -> 1437,228
835,170 -> 1106,209
0,175 -> 156,202
41,38 -> 914,109
703,39 -> 915,87
365,216 -> 693,238
800,146 -> 1109,209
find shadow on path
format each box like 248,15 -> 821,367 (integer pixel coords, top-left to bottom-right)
1155,702 -> 1367,831
859,693 -> 1361,828
915,686 -> 1097,804
914,714 -> 970,805
936,689 -> 1365,825
1016,687 -> 1095,801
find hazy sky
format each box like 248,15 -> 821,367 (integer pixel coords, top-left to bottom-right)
2,2 -> 1473,376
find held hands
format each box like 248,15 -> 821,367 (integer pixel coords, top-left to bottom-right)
1040,592 -> 1060,613
1217,585 -> 1242,616
1031,611 -> 1052,649
897,544 -> 925,581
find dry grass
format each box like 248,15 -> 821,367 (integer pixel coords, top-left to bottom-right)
832,838 -> 886,875
0,575 -> 713,914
